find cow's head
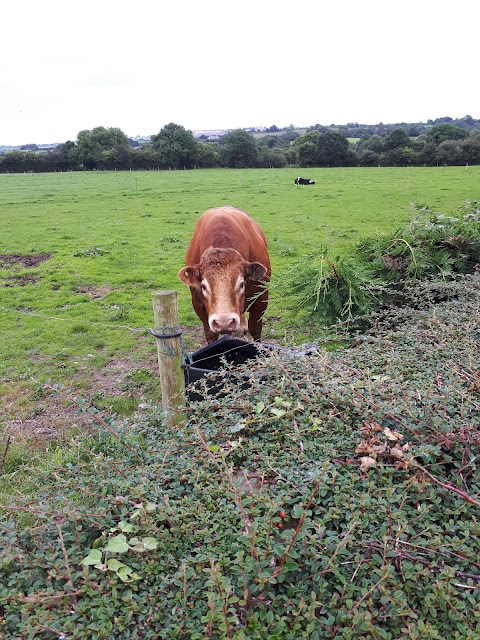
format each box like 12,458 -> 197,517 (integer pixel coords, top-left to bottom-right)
178,247 -> 267,337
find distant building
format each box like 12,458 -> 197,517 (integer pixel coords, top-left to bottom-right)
131,135 -> 152,146
192,129 -> 230,141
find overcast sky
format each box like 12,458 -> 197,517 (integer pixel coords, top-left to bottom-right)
1,0 -> 477,146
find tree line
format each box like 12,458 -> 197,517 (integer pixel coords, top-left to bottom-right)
1,118 -> 480,173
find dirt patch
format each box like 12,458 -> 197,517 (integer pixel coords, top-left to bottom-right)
0,253 -> 50,268
3,397 -> 92,444
85,351 -> 158,398
74,284 -> 112,299
2,274 -> 40,287
1,324 -> 270,447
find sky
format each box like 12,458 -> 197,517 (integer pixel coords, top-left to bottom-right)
1,0 -> 478,146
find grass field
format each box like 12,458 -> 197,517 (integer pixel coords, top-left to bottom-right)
1,166 -> 478,445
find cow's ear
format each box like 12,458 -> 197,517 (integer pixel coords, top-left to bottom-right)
245,261 -> 267,281
178,265 -> 200,286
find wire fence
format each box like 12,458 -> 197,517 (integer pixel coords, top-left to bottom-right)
0,305 -> 150,334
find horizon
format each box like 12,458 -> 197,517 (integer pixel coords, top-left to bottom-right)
1,113 -> 477,149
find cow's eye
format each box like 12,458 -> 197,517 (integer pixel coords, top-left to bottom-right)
238,281 -> 245,291
201,282 -> 208,293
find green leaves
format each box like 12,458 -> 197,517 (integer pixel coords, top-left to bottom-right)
82,548 -> 102,566
81,516 -> 159,584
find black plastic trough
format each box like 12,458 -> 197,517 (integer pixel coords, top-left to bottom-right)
183,335 -> 267,401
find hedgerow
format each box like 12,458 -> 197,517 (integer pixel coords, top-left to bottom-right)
1,274 -> 479,639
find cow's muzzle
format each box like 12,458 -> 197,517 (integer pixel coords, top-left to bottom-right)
209,313 -> 242,335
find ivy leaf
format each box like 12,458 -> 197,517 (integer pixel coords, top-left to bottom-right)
271,408 -> 286,418
142,537 -> 159,550
208,445 -> 220,453
81,549 -> 102,566
107,558 -> 127,572
118,520 -> 135,533
255,401 -> 265,413
130,537 -> 159,552
106,534 -> 130,554
117,565 -> 134,581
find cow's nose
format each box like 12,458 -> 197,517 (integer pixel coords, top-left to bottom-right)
209,314 -> 240,334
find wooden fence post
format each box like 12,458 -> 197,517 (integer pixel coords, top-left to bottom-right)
152,290 -> 186,427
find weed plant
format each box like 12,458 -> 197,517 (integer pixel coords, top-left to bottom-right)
280,200 -> 480,329
1,274 -> 479,638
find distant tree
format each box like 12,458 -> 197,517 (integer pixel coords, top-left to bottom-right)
218,129 -> 258,168
257,146 -> 288,168
360,135 -> 385,153
131,145 -> 159,170
411,134 -> 428,152
295,141 -> 317,167
53,141 -> 76,170
197,142 -> 220,168
426,124 -> 468,145
358,149 -> 381,167
384,128 -> 411,150
97,148 -> 127,170
307,124 -> 328,134
267,125 -> 279,133
71,126 -> 131,169
407,125 -> 425,137
417,141 -> 438,166
348,126 -> 375,139
280,130 -> 300,142
257,135 -> 284,149
435,140 -> 465,166
150,123 -> 198,169
382,146 -> 416,166
316,131 -> 355,167
462,133 -> 480,164
0,150 -> 25,172
22,151 -> 43,172
294,130 -> 320,167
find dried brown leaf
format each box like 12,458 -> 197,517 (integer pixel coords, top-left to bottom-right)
384,427 -> 404,442
356,440 -> 375,455
360,456 -> 377,471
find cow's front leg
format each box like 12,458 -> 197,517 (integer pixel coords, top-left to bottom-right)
248,295 -> 268,341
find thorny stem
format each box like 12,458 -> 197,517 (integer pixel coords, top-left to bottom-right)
57,523 -> 78,606
414,462 -> 480,508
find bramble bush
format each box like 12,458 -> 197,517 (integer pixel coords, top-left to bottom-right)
1,272 -> 479,639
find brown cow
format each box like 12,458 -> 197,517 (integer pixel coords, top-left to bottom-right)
178,206 -> 271,344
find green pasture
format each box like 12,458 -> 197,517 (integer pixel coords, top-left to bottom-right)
0,166 -> 478,429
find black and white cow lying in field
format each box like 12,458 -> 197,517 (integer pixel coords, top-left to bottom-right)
294,177 -> 315,185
